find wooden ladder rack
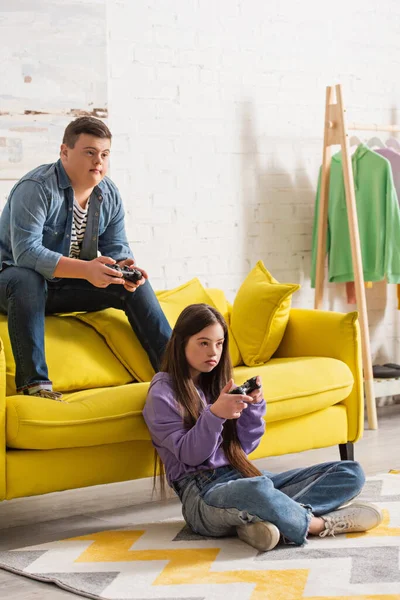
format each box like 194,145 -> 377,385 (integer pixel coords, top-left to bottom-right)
314,84 -> 400,430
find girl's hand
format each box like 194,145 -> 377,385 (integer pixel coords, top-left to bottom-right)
210,379 -> 253,420
248,376 -> 263,404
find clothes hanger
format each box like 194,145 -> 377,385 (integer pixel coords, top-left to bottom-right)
349,135 -> 363,155
349,135 -> 363,146
367,136 -> 386,149
386,137 -> 400,152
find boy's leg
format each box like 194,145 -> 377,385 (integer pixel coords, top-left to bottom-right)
122,279 -> 172,371
46,278 -> 171,371
0,267 -> 52,394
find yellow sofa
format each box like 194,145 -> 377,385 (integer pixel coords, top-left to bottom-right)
0,285 -> 363,502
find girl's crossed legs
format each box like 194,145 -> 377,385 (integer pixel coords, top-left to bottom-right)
177,461 -> 381,550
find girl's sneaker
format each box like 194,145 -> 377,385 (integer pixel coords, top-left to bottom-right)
319,502 -> 383,537
237,521 -> 280,552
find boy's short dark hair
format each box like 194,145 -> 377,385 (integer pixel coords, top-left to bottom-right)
62,117 -> 112,148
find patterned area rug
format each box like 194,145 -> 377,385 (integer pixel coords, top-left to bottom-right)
1,472 -> 400,600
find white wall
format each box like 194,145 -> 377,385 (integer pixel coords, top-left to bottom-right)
2,0 -> 400,367
107,0 -> 400,366
0,0 -> 107,198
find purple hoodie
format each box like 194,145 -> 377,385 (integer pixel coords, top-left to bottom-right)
142,372 -> 266,486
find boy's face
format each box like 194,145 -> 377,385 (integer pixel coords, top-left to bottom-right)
60,134 -> 111,189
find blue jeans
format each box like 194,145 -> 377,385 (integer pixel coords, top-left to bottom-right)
0,266 -> 172,393
172,461 -> 365,546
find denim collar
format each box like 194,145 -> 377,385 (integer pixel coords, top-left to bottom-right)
55,159 -> 108,196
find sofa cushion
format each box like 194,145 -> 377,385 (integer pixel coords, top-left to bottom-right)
234,356 -> 353,423
7,355 -> 352,451
231,261 -> 300,366
74,278 -> 222,382
73,308 -> 155,383
0,315 -> 133,396
6,382 -> 151,450
157,278 -> 218,326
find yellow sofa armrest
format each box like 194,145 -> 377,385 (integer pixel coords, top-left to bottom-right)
274,309 -> 363,442
0,338 -> 6,499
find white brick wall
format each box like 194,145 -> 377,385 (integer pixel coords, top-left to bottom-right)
107,0 -> 400,365
0,0 -> 107,180
2,0 -> 400,367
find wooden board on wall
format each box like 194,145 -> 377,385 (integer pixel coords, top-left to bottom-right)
0,0 -> 108,192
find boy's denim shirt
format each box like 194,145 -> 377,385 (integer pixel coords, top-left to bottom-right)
0,160 -> 133,279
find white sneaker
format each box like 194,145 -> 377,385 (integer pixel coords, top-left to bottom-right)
31,390 -> 64,401
336,492 -> 360,509
319,501 -> 383,537
237,521 -> 280,551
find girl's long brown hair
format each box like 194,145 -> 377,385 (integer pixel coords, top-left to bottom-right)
154,303 -> 262,496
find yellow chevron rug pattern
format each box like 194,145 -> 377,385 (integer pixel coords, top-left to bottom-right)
1,472 -> 400,599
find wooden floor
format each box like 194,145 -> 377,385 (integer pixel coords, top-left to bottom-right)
1,404 -> 399,599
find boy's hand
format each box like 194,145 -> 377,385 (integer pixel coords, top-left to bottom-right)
85,256 -> 125,288
116,258 -> 148,292
210,379 -> 253,420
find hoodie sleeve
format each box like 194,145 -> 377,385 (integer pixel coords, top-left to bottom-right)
235,399 -> 266,454
143,381 -> 226,467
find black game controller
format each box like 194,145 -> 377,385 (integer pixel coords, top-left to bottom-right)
109,264 -> 143,284
229,376 -> 261,396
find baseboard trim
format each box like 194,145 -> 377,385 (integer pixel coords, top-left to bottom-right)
0,476 -> 173,529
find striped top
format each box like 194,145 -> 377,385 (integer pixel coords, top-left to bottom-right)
69,198 -> 90,259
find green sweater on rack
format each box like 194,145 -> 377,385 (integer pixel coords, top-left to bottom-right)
311,144 -> 400,287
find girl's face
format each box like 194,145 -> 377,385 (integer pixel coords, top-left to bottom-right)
185,322 -> 225,381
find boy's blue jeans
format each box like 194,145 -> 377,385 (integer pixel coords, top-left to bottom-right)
0,266 -> 172,393
173,461 -> 365,546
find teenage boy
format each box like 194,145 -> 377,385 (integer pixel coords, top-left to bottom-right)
0,117 -> 171,400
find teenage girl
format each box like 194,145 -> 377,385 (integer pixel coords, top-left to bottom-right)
143,304 -> 382,551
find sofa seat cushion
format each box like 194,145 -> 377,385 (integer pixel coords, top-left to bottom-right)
233,356 -> 353,423
6,356 -> 353,451
6,383 -> 151,450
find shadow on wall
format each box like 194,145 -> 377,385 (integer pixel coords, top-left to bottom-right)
237,101 -> 400,407
238,100 -> 316,304
237,100 -> 391,355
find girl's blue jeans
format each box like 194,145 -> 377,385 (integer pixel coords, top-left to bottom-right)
172,460 -> 365,546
